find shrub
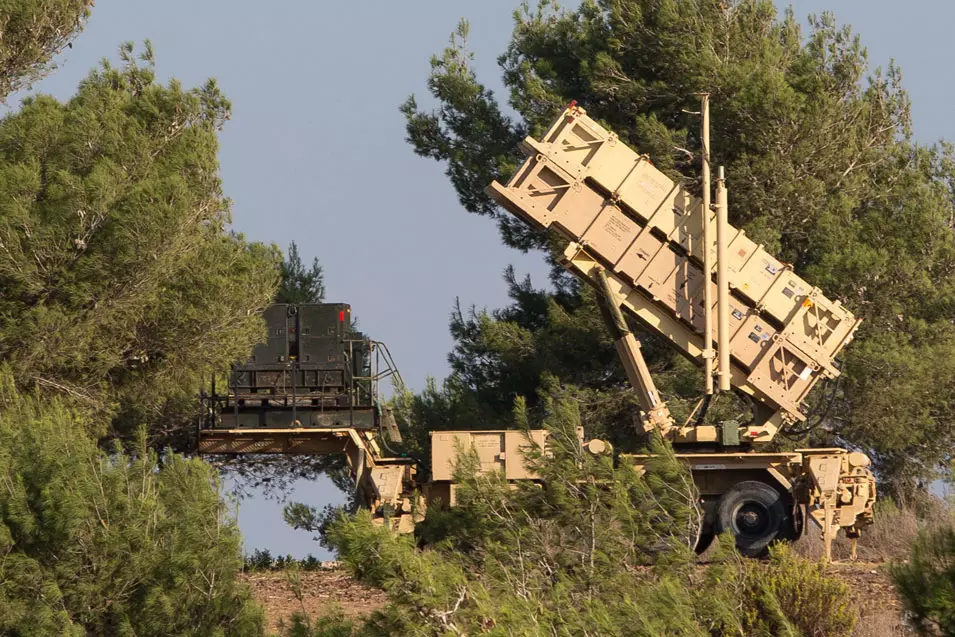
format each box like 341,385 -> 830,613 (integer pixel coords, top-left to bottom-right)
743,543 -> 857,637
891,524 -> 955,635
244,550 -> 328,572
279,611 -> 357,637
0,376 -> 265,635
246,548 -> 276,571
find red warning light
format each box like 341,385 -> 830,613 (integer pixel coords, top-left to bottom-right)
339,310 -> 345,322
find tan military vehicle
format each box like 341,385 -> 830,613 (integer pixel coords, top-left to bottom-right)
199,99 -> 875,560
476,98 -> 874,559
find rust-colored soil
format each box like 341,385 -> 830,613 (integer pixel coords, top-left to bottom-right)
832,562 -> 915,637
833,562 -> 902,615
242,565 -> 386,634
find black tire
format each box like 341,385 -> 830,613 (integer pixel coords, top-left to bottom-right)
694,531 -> 715,555
785,503 -> 806,542
715,480 -> 786,558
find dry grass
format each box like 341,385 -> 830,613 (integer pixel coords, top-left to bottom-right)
852,611 -> 917,637
700,534 -> 915,636
795,496 -> 955,563
793,496 -> 955,636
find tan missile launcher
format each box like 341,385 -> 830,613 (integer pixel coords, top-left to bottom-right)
488,102 -> 859,445
479,100 -> 875,559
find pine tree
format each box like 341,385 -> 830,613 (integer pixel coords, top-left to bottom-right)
0,0 -> 92,101
0,4 -> 269,632
277,241 -> 326,304
890,524 -> 955,635
0,42 -> 280,448
0,370 -> 266,635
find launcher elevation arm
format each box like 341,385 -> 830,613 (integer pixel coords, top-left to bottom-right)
594,267 -> 675,436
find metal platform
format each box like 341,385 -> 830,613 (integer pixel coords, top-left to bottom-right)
198,427 -> 378,455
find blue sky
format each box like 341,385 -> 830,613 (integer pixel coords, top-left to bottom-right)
16,0 -> 955,558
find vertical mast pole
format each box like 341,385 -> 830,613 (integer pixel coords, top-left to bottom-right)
716,167 -> 731,391
701,94 -> 714,395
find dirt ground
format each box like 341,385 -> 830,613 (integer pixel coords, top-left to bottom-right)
244,561 -> 913,636
832,562 -> 915,637
241,564 -> 386,634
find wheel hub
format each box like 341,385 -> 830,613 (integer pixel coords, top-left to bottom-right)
734,502 -> 769,535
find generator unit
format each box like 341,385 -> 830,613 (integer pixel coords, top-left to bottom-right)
200,303 -> 393,431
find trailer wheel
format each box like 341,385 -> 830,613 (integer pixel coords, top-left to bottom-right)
785,503 -> 806,542
694,532 -> 715,555
715,481 -> 785,557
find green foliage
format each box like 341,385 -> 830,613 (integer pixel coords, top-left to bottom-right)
447,272 -> 624,430
0,371 -> 265,636
404,0 -> 955,490
415,385 -> 703,561
743,544 -> 857,637
0,12 -> 283,635
315,388 -> 858,635
890,524 -> 955,635
277,241 -> 325,304
245,548 -> 278,571
322,389 -> 702,634
0,43 -> 280,447
279,608 -> 356,637
243,548 -> 326,572
400,18 -> 528,247
0,0 -> 92,101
